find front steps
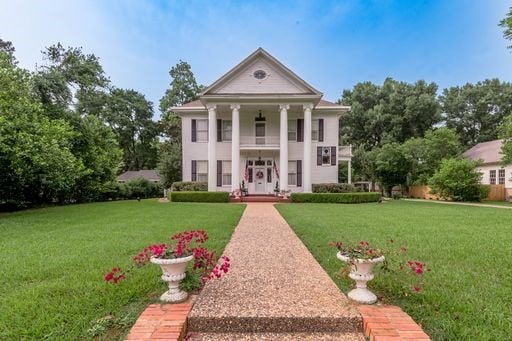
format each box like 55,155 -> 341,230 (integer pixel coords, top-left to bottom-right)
229,195 -> 290,203
186,203 -> 363,340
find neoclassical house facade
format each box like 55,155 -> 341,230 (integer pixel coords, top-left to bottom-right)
172,48 -> 352,194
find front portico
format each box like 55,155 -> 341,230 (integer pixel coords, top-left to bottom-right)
172,48 -> 351,194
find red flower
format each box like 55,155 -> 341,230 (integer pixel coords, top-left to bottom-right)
104,267 -> 126,284
413,286 -> 422,293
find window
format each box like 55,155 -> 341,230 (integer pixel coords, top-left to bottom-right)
498,169 -> 505,184
197,161 -> 208,182
222,120 -> 232,141
288,120 -> 297,141
321,146 -> 331,165
222,161 -> 232,186
288,161 -> 297,186
311,119 -> 319,141
196,119 -> 208,142
490,170 -> 496,184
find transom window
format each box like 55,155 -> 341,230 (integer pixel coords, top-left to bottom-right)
490,170 -> 496,185
288,161 -> 297,186
222,161 -> 232,186
288,120 -> 297,141
196,119 -> 208,142
498,169 -> 505,185
311,119 -> 319,142
197,161 -> 208,182
222,120 -> 232,141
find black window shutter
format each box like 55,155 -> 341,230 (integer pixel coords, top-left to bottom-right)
191,120 -> 197,142
217,160 -> 222,186
217,119 -> 222,142
297,160 -> 302,187
297,119 -> 304,142
319,119 -> 324,142
331,146 -> 337,166
248,168 -> 253,183
267,168 -> 272,183
317,147 -> 322,166
191,160 -> 197,181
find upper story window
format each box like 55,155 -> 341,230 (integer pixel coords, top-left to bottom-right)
312,119 -> 319,142
196,119 -> 208,142
288,120 -> 297,141
222,120 -> 232,141
490,170 -> 496,184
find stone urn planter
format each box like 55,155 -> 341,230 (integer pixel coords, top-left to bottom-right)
337,252 -> 385,304
151,255 -> 194,303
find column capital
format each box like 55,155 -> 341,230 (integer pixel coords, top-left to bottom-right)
230,104 -> 241,111
279,104 -> 290,111
206,103 -> 217,111
303,103 -> 314,111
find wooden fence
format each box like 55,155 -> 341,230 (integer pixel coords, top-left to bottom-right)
408,184 -> 507,201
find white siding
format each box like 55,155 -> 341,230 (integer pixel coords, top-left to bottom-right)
477,164 -> 512,188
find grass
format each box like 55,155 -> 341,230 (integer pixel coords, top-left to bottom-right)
0,200 -> 245,340
276,201 -> 512,341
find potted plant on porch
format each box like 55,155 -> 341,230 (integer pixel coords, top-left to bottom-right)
105,230 -> 230,303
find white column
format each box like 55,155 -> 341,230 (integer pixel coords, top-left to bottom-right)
207,104 -> 217,192
279,104 -> 289,192
230,104 -> 240,192
348,160 -> 352,184
303,103 -> 314,193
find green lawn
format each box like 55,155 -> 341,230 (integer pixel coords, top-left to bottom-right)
276,201 -> 512,341
0,200 -> 245,339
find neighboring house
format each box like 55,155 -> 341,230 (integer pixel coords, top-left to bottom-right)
463,139 -> 512,199
118,170 -> 161,183
171,48 -> 352,194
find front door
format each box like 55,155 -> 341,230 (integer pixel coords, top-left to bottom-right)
254,167 -> 265,193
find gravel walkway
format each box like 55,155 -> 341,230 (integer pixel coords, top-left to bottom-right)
187,203 -> 363,339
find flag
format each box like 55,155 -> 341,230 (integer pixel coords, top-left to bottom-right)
244,160 -> 249,181
273,160 -> 279,179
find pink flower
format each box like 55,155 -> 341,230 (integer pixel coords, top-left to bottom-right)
104,267 -> 125,284
413,286 -> 422,293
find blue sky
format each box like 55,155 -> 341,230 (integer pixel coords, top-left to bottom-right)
1,0 -> 511,118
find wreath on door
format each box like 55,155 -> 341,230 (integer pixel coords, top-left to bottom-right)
256,170 -> 264,179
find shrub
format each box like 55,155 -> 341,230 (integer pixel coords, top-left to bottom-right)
312,183 -> 359,193
291,192 -> 381,203
170,191 -> 229,203
392,192 -> 402,200
171,181 -> 208,192
121,177 -> 162,199
479,185 -> 491,200
428,158 -> 483,202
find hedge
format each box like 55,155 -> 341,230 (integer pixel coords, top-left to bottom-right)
312,183 -> 359,193
171,181 -> 208,192
170,191 -> 229,203
291,192 -> 381,204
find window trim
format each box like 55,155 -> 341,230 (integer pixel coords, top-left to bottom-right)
489,169 -> 497,185
196,160 -> 208,182
498,168 -> 505,185
312,119 -> 319,142
222,120 -> 232,142
195,119 -> 208,143
221,160 -> 232,186
288,160 -> 297,186
288,119 -> 297,141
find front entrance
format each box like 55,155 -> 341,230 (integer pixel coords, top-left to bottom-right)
254,167 -> 266,193
245,157 -> 276,194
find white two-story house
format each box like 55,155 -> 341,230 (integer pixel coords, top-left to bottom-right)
172,48 -> 352,194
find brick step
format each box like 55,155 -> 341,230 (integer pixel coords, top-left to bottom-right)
229,195 -> 290,203
185,332 -> 365,340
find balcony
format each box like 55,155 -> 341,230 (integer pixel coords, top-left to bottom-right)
239,135 -> 280,150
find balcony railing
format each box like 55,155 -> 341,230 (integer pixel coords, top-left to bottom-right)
240,135 -> 280,147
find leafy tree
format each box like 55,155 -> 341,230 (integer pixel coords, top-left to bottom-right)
371,142 -> 410,196
340,78 -> 441,148
103,88 -> 158,171
157,142 -> 182,189
499,7 -> 512,49
159,60 -> 204,143
440,79 -> 512,147
499,114 -> 512,165
0,50 -> 84,206
429,158 -> 484,202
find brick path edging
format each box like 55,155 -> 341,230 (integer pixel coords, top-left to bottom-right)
358,305 -> 430,341
125,303 -> 192,341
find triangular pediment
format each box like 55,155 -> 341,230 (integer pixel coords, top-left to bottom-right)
201,48 -> 322,96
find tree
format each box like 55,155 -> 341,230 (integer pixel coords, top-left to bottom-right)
499,7 -> 512,49
429,158 -> 484,202
103,88 -> 158,171
159,60 -> 204,143
371,142 -> 410,196
499,114 -> 512,165
157,142 -> 182,189
440,79 -> 512,147
340,78 -> 441,148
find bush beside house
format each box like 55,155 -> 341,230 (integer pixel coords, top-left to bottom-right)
170,181 -> 208,192
291,192 -> 381,203
170,191 -> 229,203
312,183 -> 359,193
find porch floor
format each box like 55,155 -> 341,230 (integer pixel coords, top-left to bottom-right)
230,194 -> 290,203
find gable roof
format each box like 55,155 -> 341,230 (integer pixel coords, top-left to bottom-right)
200,47 -> 322,96
463,139 -> 505,164
118,170 -> 161,182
